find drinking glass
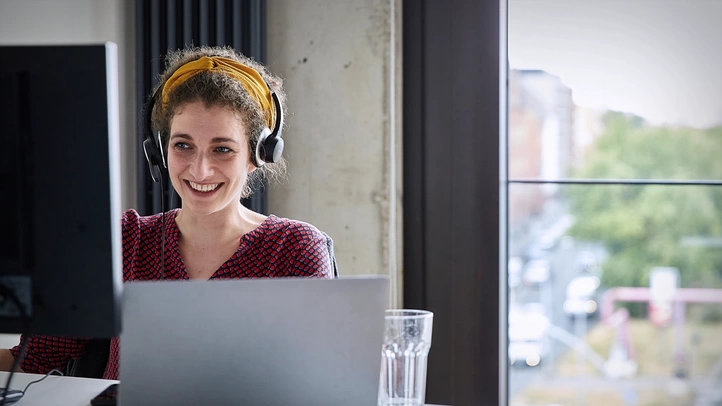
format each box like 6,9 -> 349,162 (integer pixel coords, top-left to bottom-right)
378,309 -> 433,406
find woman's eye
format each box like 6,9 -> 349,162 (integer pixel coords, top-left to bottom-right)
173,142 -> 189,150
216,146 -> 232,154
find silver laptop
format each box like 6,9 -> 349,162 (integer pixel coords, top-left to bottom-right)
119,276 -> 388,406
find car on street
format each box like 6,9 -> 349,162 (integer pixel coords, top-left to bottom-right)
508,302 -> 551,367
563,275 -> 601,318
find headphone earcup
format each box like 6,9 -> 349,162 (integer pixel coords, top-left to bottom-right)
263,135 -> 284,164
254,127 -> 271,167
254,127 -> 285,167
252,90 -> 285,166
155,131 -> 167,168
142,88 -> 165,182
143,138 -> 162,183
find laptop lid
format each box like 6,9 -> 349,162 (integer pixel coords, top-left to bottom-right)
119,276 -> 388,406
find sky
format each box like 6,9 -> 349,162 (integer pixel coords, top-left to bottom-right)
508,0 -> 722,129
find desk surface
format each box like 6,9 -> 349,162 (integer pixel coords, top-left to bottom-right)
1,371 -> 117,406
1,371 -> 447,406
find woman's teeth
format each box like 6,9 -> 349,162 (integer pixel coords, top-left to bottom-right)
189,181 -> 220,192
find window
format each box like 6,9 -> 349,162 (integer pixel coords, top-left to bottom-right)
508,1 -> 722,405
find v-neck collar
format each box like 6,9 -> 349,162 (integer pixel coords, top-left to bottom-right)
163,209 -> 278,280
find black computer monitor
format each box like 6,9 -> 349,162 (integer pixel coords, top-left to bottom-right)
0,43 -> 122,338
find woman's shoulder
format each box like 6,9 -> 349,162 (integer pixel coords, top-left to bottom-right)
265,215 -> 324,234
260,215 -> 336,278
260,215 -> 328,244
122,208 -> 178,232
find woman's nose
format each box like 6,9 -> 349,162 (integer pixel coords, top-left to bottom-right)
189,153 -> 213,179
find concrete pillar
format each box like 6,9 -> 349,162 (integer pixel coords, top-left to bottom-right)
267,0 -> 403,307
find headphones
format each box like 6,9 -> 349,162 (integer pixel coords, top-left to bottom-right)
142,76 -> 285,183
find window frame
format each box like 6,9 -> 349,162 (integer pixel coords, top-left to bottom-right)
402,0 -> 507,404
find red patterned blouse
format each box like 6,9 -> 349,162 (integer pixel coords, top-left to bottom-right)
10,208 -> 333,380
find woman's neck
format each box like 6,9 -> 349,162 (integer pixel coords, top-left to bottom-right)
174,203 -> 267,247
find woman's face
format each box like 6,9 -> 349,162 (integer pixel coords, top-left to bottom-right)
167,101 -> 255,216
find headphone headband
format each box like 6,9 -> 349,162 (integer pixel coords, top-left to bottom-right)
142,60 -> 284,182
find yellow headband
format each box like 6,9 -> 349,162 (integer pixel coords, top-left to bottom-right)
161,56 -> 274,129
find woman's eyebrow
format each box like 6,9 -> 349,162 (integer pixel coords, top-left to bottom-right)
169,134 -> 238,144
210,137 -> 238,144
170,133 -> 192,140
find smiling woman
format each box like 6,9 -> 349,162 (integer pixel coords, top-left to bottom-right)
0,45 -> 337,382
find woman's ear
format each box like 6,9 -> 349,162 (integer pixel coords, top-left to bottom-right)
247,159 -> 257,173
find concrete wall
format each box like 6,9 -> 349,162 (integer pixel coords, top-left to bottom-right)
0,0 -> 137,211
267,0 -> 403,307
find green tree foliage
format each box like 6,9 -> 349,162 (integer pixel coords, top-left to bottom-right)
565,112 -> 722,297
